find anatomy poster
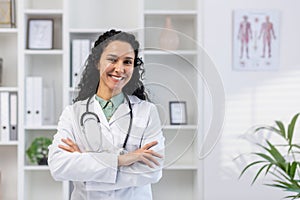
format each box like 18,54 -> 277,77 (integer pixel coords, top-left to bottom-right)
233,10 -> 280,71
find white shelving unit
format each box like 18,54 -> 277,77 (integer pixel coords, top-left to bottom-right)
0,1 -> 19,199
17,0 -> 65,200
0,0 -> 203,199
143,0 -> 202,199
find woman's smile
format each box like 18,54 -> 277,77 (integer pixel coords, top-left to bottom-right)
109,74 -> 125,81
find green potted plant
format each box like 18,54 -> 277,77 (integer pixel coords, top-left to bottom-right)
26,137 -> 52,165
240,113 -> 300,199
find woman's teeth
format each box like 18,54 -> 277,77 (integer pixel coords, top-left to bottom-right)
111,75 -> 123,80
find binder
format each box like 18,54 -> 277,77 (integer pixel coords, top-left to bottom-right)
42,85 -> 55,125
71,39 -> 81,88
33,77 -> 43,126
9,92 -> 17,141
0,92 -> 10,142
71,39 -> 90,88
25,77 -> 34,126
25,77 -> 43,126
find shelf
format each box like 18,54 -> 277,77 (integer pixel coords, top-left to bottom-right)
0,87 -> 18,92
25,125 -> 57,130
144,10 -> 197,15
24,49 -> 63,55
0,141 -> 18,146
0,28 -> 18,34
24,9 -> 63,16
24,165 -> 49,171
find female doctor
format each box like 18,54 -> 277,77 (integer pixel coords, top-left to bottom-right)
48,30 -> 165,200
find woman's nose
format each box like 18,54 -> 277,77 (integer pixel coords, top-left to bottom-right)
114,61 -> 125,73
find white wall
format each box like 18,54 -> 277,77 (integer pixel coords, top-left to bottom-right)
202,0 -> 300,199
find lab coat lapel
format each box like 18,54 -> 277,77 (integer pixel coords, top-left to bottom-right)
91,96 -> 110,129
109,103 -> 130,124
109,95 -> 141,124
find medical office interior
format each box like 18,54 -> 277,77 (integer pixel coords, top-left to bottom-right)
0,0 -> 299,199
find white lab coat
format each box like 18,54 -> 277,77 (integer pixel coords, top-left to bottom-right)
48,95 -> 165,200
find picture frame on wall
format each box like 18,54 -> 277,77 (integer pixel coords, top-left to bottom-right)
233,10 -> 280,71
27,19 -> 54,49
0,0 -> 15,28
169,101 -> 187,125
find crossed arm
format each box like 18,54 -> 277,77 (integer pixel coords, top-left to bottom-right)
48,104 -> 164,190
59,137 -> 163,168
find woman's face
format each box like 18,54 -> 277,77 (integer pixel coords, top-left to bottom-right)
98,40 -> 135,95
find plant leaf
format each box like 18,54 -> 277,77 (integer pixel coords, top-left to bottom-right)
239,160 -> 266,179
288,162 -> 297,180
271,180 -> 297,190
269,170 -> 292,183
292,144 -> 300,150
265,164 -> 273,175
275,120 -> 286,139
266,183 -> 289,190
251,164 -> 270,185
287,113 -> 300,146
265,140 -> 287,171
254,126 -> 281,136
254,152 -> 276,164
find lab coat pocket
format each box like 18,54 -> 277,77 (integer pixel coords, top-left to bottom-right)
127,117 -> 147,149
133,117 -> 147,128
131,117 -> 147,137
113,117 -> 147,152
114,117 -> 147,138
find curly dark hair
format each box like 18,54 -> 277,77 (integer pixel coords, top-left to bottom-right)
73,29 -> 146,102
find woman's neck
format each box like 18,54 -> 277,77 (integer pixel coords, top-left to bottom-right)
96,86 -> 121,100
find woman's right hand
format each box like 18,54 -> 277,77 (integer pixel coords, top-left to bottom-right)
58,138 -> 81,153
118,141 -> 163,168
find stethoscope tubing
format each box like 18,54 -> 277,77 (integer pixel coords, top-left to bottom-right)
123,94 -> 133,149
80,93 -> 133,151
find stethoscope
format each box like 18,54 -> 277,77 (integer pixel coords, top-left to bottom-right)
80,93 -> 133,152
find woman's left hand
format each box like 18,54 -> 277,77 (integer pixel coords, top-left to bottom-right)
58,138 -> 81,153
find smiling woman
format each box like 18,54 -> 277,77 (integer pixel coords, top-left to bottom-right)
48,29 -> 165,200
74,30 -> 146,102
97,40 -> 135,99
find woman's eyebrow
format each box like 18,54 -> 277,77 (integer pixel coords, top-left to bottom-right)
107,54 -> 134,59
106,54 -> 118,58
124,56 -> 134,60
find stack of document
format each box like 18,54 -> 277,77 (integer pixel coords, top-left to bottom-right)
25,77 -> 43,127
0,91 -> 18,142
71,39 -> 91,88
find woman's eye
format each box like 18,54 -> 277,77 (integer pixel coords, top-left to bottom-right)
108,58 -> 117,63
124,60 -> 133,65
